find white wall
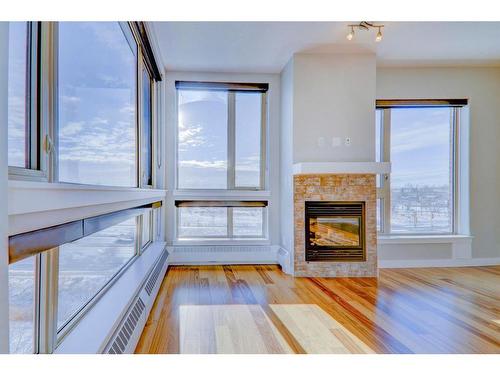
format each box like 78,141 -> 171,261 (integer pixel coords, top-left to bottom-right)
0,22 -> 10,353
279,60 -> 295,272
293,53 -> 377,163
377,67 -> 500,260
164,71 -> 281,246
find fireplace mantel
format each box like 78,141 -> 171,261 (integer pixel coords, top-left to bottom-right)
293,162 -> 391,175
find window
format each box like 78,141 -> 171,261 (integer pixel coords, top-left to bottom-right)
57,217 -> 137,332
176,201 -> 266,240
176,82 -> 267,190
7,22 -> 39,171
141,66 -> 153,186
58,22 -> 138,187
9,256 -> 36,354
376,101 -> 461,234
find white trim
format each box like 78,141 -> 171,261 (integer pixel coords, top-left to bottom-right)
54,242 -> 167,354
379,257 -> 500,269
377,234 -> 472,245
293,162 -> 391,175
167,245 -> 279,265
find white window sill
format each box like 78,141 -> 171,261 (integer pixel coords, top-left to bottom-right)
8,180 -> 166,235
173,238 -> 271,247
377,234 -> 473,245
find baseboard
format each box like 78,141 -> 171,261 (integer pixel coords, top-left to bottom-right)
277,247 -> 293,275
167,245 -> 280,265
379,257 -> 500,268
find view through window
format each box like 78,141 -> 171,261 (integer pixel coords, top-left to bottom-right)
58,22 -> 137,187
57,218 -> 137,331
176,83 -> 267,240
7,22 -> 30,168
9,256 -> 35,354
377,105 -> 456,234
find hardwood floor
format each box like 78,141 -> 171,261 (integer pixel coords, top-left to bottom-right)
135,265 -> 500,354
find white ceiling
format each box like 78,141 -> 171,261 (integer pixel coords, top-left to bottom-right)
151,22 -> 500,74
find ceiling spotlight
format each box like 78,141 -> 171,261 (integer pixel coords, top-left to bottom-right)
346,26 -> 354,41
346,22 -> 385,42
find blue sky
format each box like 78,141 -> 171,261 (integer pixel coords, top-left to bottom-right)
58,22 -> 137,186
177,89 -> 262,189
377,107 -> 452,188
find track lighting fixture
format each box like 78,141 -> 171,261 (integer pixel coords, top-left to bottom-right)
346,22 -> 385,42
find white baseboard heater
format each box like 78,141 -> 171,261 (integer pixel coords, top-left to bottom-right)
104,248 -> 168,354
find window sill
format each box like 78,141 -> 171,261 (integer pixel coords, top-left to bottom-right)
173,238 -> 271,247
377,234 -> 473,245
8,180 -> 166,235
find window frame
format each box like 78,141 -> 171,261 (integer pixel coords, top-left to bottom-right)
8,21 -> 159,189
175,85 -> 268,192
376,101 -> 461,235
8,22 -> 52,182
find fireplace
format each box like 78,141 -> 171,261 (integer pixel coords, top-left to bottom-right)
305,201 -> 365,262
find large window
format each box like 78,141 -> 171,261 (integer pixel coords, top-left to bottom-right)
176,83 -> 266,190
376,101 -> 461,234
7,209 -> 157,353
58,22 -> 138,187
175,82 -> 268,241
57,218 -> 137,332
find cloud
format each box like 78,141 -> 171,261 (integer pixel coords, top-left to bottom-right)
179,160 -> 227,170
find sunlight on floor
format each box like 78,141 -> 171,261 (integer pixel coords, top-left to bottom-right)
270,304 -> 374,354
179,304 -> 292,354
179,303 -> 373,354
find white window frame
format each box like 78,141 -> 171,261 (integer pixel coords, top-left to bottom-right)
376,102 -> 461,235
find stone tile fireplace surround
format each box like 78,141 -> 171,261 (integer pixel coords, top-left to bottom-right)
294,173 -> 377,277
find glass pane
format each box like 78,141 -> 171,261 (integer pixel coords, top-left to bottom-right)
142,67 -> 152,186
178,207 -> 227,237
235,92 -> 262,188
390,108 -> 453,233
309,217 -> 360,247
8,22 -> 29,168
141,211 -> 152,249
233,207 -> 264,237
9,256 -> 35,354
57,218 -> 137,330
377,198 -> 383,232
58,22 -> 137,187
177,89 -> 228,189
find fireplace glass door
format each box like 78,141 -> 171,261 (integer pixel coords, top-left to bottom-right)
305,201 -> 365,262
